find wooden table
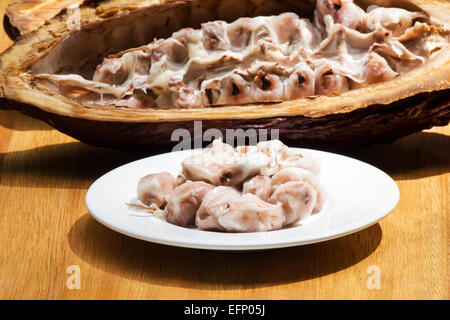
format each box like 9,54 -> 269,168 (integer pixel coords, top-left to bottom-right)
0,1 -> 448,300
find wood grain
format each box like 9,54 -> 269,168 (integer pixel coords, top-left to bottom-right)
0,0 -> 448,299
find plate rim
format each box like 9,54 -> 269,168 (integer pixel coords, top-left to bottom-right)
85,147 -> 399,251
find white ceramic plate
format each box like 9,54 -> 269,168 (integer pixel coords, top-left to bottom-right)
86,148 -> 399,251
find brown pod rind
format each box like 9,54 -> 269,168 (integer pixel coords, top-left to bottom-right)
5,0 -> 91,37
0,0 -> 449,150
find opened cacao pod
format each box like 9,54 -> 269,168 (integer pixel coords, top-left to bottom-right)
0,0 -> 449,149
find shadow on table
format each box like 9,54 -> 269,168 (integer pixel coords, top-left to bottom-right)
68,213 -> 382,289
0,131 -> 448,188
0,142 -> 160,188
337,131 -> 450,180
0,110 -> 52,131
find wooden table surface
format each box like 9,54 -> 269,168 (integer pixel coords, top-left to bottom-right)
0,1 -> 448,300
